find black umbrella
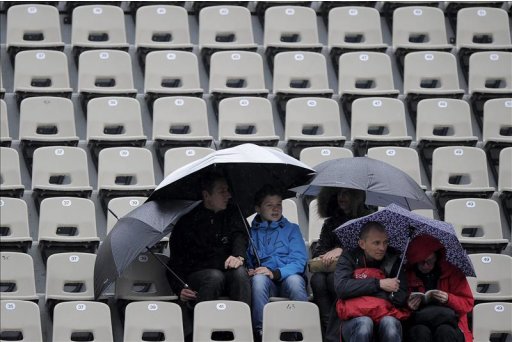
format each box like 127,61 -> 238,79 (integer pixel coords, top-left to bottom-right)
94,199 -> 200,299
292,157 -> 434,210
148,144 -> 315,216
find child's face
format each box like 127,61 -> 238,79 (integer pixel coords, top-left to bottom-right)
256,195 -> 283,222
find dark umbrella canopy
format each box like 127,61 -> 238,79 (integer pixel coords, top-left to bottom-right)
94,199 -> 200,299
334,204 -> 475,277
148,144 -> 315,216
292,157 -> 433,210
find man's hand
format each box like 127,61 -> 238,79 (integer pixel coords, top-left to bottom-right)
247,269 -> 255,276
431,290 -> 449,303
224,255 -> 244,269
408,296 -> 421,310
254,266 -> 274,279
379,278 -> 400,292
180,288 -> 197,302
320,247 -> 342,266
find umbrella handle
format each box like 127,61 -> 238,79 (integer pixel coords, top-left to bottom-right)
145,247 -> 192,291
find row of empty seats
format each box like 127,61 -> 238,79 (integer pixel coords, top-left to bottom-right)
1,1 -> 510,15
3,298 -> 511,341
2,95 -> 511,161
0,298 -> 326,342
5,4 -> 512,69
1,298 -> 510,342
8,47 -> 512,116
1,248 -> 511,340
0,145 -> 154,210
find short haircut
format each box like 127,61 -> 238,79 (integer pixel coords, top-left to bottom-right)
200,171 -> 226,194
359,221 -> 387,240
254,184 -> 283,207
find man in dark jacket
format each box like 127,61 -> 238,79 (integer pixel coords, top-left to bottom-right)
334,221 -> 408,342
167,172 -> 251,339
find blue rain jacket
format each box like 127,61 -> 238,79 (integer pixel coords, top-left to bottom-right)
247,215 -> 307,280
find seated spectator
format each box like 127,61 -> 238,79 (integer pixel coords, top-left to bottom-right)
405,235 -> 474,342
335,221 -> 409,342
247,185 -> 308,341
167,172 -> 251,340
310,187 -> 373,340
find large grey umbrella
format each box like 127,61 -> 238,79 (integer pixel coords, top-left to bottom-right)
292,157 -> 433,210
94,199 -> 200,299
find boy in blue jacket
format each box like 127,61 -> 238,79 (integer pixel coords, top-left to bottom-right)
247,184 -> 308,339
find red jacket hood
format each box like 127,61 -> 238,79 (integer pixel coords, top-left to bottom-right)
406,235 -> 443,264
407,235 -> 457,279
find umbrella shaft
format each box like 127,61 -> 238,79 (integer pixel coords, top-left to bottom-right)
234,202 -> 261,267
390,236 -> 411,299
145,247 -> 190,290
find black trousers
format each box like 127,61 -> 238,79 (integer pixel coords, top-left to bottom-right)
311,272 -> 337,336
407,323 -> 464,342
187,267 -> 251,305
180,267 -> 251,340
324,303 -> 341,342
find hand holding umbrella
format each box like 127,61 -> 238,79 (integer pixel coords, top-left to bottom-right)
179,287 -> 198,302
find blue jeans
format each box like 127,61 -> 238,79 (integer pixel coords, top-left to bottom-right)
251,274 -> 308,332
341,316 -> 402,342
